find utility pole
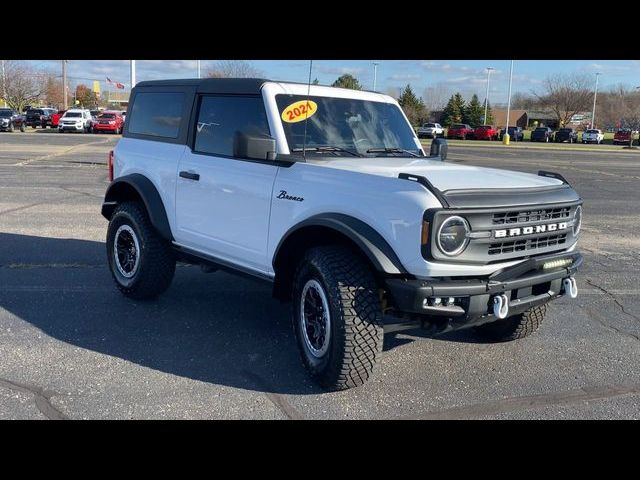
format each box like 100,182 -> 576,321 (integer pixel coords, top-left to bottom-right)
1,60 -> 6,108
373,62 -> 379,91
484,67 -> 494,124
197,60 -> 201,79
62,60 -> 68,110
503,60 -> 514,145
130,60 -> 136,89
591,72 -> 601,128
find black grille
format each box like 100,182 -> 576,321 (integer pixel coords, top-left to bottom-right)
488,234 -> 567,255
492,207 -> 570,225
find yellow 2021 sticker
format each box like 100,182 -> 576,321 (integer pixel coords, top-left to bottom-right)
281,100 -> 318,123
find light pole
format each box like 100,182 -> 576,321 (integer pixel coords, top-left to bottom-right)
503,60 -> 514,145
1,60 -> 6,108
591,72 -> 601,128
373,62 -> 379,91
197,60 -> 201,79
483,67 -> 495,125
62,60 -> 68,110
130,60 -> 136,89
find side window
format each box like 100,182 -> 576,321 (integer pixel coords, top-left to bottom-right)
194,95 -> 270,158
128,92 -> 184,138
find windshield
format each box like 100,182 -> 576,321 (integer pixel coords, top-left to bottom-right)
534,128 -> 547,132
64,112 -> 82,118
29,109 -> 44,115
559,128 -> 572,133
422,123 -> 435,128
99,113 -> 115,119
0,110 -> 12,117
585,129 -> 598,134
275,94 -> 421,157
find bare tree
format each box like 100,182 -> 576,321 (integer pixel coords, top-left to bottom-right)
422,83 -> 449,112
534,73 -> 593,127
2,61 -> 42,112
206,60 -> 264,78
511,92 -> 538,110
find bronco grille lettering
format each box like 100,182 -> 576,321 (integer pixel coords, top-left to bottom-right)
495,222 -> 568,238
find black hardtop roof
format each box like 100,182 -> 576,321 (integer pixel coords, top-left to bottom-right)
134,77 -> 270,94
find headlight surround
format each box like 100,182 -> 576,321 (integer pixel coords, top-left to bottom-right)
437,216 -> 470,256
573,206 -> 582,236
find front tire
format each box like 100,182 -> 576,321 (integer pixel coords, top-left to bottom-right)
106,201 -> 176,300
474,304 -> 547,342
292,246 -> 384,390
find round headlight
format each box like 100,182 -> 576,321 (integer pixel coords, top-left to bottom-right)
573,206 -> 582,236
437,216 -> 470,256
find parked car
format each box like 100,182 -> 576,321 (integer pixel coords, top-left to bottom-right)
447,123 -> 474,140
0,108 -> 26,132
555,128 -> 578,143
613,128 -> 633,145
101,77 -> 583,391
51,110 -> 66,128
58,109 -> 94,133
530,127 -> 554,142
582,129 -> 604,145
473,125 -> 499,141
498,126 -> 524,141
92,111 -> 124,134
25,108 -> 56,129
417,122 -> 444,139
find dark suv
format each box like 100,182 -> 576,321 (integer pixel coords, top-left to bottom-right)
25,108 -> 56,128
499,126 -> 524,141
0,108 -> 26,132
530,127 -> 555,142
555,128 -> 578,143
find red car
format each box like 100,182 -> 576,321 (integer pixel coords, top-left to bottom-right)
447,123 -> 474,140
51,110 -> 66,128
92,111 -> 124,134
613,129 -> 633,145
473,125 -> 499,140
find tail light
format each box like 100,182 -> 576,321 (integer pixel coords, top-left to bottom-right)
108,150 -> 114,181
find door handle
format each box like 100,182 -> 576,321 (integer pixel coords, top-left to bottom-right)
179,170 -> 200,181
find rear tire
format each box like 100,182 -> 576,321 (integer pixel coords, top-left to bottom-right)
20,123 -> 25,132
474,304 -> 547,342
106,201 -> 176,300
292,246 -> 384,391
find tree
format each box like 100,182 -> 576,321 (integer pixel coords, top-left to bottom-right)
441,93 -> 465,127
74,84 -> 98,108
511,92 -> 538,110
312,78 -> 319,85
422,83 -> 450,112
331,74 -> 362,90
44,76 -> 63,108
485,100 -> 495,125
397,84 -> 428,126
2,61 -> 42,112
206,60 -> 264,78
463,94 -> 484,126
534,73 -> 593,127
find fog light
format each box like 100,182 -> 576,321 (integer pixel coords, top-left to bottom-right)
433,297 -> 442,305
543,258 -> 573,270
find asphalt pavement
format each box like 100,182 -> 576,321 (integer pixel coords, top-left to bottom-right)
1,131 -> 639,419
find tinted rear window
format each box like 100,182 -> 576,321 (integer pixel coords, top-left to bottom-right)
585,129 -> 598,134
451,124 -> 466,129
128,92 -> 184,138
559,128 -> 572,133
535,128 -> 547,131
423,123 -> 435,127
100,113 -> 116,119
64,112 -> 82,118
29,109 -> 44,115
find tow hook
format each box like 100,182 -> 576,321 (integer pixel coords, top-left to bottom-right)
492,293 -> 510,319
563,276 -> 578,299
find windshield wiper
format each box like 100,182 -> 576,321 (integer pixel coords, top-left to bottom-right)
366,148 -> 420,157
292,146 -> 362,157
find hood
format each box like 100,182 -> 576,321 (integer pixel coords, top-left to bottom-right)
313,156 -> 564,191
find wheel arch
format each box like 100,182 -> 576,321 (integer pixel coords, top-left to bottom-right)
272,213 -> 407,301
101,173 -> 173,241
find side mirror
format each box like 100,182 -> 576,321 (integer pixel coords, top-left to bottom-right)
233,132 -> 277,161
430,137 -> 448,161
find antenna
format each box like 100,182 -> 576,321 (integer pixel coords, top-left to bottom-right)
302,60 -> 313,161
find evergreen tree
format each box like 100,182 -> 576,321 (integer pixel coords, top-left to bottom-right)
463,94 -> 484,127
485,100 -> 495,125
442,93 -> 465,127
312,78 -> 319,85
397,84 -> 428,126
332,74 -> 362,90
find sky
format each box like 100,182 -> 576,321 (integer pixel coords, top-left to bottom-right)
26,59 -> 640,107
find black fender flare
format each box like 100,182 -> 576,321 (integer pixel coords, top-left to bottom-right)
101,173 -> 173,241
274,213 -> 407,275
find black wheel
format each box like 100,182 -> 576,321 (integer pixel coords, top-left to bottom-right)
291,246 -> 384,390
474,304 -> 547,342
106,201 -> 176,300
8,122 -> 14,132
31,125 -> 36,129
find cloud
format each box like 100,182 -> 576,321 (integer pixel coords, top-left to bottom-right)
315,65 -> 365,76
421,61 -> 471,73
388,73 -> 421,81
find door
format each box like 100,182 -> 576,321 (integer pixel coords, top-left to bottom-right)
175,94 -> 277,275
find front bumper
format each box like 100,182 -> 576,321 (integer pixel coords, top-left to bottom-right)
59,124 -> 85,131
385,251 -> 582,330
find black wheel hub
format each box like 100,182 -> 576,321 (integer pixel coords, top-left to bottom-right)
303,287 -> 327,351
116,230 -> 137,274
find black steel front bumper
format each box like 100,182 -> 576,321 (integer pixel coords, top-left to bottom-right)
385,251 -> 582,331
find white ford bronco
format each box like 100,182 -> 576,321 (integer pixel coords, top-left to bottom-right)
102,78 -> 583,390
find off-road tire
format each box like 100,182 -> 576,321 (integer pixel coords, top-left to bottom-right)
474,304 -> 547,342
106,201 -> 176,300
292,246 -> 384,390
